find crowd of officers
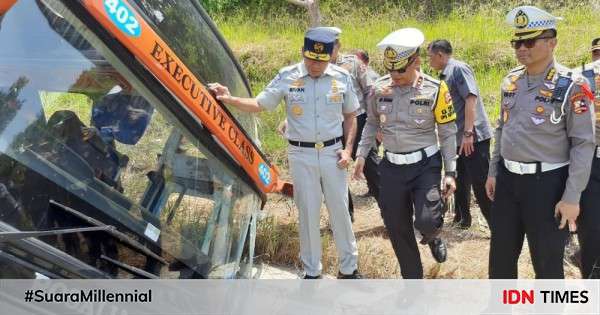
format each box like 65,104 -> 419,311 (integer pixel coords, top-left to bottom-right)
208,5 -> 600,279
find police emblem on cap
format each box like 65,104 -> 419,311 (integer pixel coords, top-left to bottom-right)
515,10 -> 529,29
384,47 -> 398,59
314,42 -> 324,53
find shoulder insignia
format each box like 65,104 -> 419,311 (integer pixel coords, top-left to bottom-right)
422,75 -> 441,86
509,65 -> 526,73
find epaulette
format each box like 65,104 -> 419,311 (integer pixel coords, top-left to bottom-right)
328,63 -> 351,76
422,74 -> 441,86
278,64 -> 298,75
509,65 -> 526,74
374,74 -> 391,85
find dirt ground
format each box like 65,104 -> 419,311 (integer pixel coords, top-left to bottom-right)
259,172 -> 582,279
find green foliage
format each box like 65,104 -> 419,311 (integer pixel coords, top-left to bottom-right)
209,3 -> 600,156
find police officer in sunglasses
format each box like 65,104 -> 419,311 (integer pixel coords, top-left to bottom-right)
485,6 -> 596,279
353,28 -> 458,278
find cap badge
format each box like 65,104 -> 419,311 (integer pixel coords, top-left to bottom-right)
314,42 -> 324,53
384,47 -> 398,60
515,10 -> 529,29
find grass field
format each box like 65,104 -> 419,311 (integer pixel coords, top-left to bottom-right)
213,3 -> 599,163
207,2 -> 598,278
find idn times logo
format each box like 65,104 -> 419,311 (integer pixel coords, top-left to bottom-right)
502,289 -> 589,305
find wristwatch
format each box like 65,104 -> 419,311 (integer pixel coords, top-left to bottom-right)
463,130 -> 474,138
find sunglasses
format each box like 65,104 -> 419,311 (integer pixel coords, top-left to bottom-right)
510,36 -> 554,49
389,52 -> 419,74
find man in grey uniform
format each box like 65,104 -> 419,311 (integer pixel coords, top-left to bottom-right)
278,27 -> 374,220
485,6 -> 596,279
427,39 -> 493,228
209,28 -> 362,279
575,45 -> 600,278
354,28 -> 458,278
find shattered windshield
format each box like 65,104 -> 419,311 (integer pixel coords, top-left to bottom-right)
0,0 -> 261,279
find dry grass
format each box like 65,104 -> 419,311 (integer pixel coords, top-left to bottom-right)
255,169 -> 582,279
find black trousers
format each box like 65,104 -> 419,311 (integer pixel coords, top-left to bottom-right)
454,139 -> 492,226
489,162 -> 569,279
578,153 -> 600,278
378,152 -> 444,279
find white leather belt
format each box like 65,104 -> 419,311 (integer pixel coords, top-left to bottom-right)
596,146 -> 600,159
385,145 -> 439,165
503,159 -> 569,175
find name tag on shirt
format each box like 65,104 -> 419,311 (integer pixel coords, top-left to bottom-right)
289,91 -> 305,103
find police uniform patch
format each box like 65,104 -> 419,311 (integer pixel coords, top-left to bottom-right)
291,79 -> 304,87
291,104 -> 303,117
531,116 -> 545,125
409,97 -> 432,107
327,92 -> 343,103
570,92 -> 588,114
503,109 -> 510,123
535,105 -> 545,114
331,79 -> 339,94
289,90 -> 305,103
380,114 -> 387,123
539,89 -> 553,98
535,95 -> 551,103
545,68 -> 556,82
434,81 -> 456,123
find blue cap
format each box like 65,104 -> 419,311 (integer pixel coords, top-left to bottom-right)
303,27 -> 341,61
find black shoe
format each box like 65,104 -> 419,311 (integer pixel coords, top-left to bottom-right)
337,269 -> 363,279
428,238 -> 447,263
303,274 -> 322,279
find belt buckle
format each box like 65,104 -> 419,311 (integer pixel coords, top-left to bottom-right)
519,163 -> 526,175
315,141 -> 324,150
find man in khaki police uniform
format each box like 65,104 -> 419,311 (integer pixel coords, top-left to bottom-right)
485,6 -> 596,279
354,28 -> 458,279
209,28 -> 362,279
574,40 -> 600,278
